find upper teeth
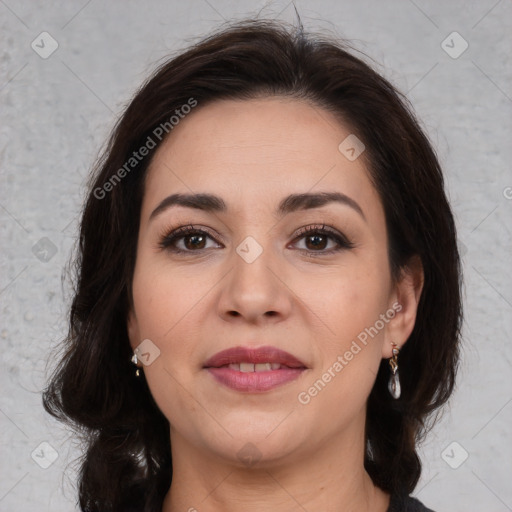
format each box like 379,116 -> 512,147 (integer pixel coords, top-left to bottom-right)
229,362 -> 282,372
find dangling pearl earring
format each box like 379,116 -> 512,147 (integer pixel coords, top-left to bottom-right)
388,342 -> 401,399
131,353 -> 141,377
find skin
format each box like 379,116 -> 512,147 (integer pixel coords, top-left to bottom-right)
127,97 -> 424,512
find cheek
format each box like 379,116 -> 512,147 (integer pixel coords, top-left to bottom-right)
130,247 -> 220,364
295,277 -> 389,421
302,262 -> 390,342
131,251 -> 207,341
292,263 -> 390,411
131,263 -> 207,428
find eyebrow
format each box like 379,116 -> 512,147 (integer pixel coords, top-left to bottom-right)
149,191 -> 366,221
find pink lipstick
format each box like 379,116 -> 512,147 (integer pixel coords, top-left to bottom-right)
203,345 -> 308,392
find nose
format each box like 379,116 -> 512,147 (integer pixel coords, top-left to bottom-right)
217,241 -> 293,325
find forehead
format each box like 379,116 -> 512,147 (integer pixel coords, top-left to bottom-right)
143,97 -> 380,219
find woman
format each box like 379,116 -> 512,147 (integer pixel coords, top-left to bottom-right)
43,17 -> 461,512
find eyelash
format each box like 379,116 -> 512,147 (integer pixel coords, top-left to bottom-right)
158,224 -> 354,257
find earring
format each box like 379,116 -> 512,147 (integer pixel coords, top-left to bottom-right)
131,353 -> 141,377
388,342 -> 401,399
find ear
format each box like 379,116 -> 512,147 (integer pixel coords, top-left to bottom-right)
382,255 -> 424,358
127,308 -> 141,353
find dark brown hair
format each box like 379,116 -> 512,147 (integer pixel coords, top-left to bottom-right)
43,17 -> 462,512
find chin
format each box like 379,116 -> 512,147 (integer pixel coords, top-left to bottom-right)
198,419 -> 307,466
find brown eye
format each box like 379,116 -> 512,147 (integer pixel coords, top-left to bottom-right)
292,225 -> 354,256
159,226 -> 221,254
304,233 -> 329,251
182,233 -> 207,250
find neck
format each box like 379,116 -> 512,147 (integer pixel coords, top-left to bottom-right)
161,418 -> 390,512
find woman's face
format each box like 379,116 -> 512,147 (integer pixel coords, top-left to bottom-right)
128,97 -> 417,467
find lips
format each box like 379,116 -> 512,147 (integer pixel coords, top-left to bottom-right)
203,346 -> 308,369
203,346 -> 308,392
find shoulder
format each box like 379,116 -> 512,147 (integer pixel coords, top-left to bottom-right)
388,493 -> 436,512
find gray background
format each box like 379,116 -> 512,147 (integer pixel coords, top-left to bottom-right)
1,1 -> 511,511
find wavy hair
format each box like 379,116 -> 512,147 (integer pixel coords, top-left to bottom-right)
43,17 -> 462,512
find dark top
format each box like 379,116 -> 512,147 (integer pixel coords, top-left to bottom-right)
387,493 -> 435,511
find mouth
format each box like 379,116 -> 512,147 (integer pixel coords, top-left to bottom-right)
203,345 -> 308,392
203,345 -> 308,369
216,362 -> 292,371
